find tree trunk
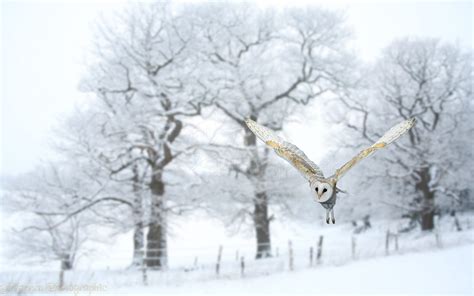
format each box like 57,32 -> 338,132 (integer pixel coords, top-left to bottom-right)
131,221 -> 144,267
244,122 -> 272,259
59,258 -> 69,290
416,167 -> 435,231
254,191 -> 272,258
60,255 -> 73,271
421,210 -> 434,230
146,170 -> 167,269
131,165 -> 144,268
144,117 -> 181,269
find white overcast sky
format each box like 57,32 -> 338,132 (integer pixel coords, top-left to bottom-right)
0,0 -> 472,176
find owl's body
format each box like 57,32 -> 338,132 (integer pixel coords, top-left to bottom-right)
318,188 -> 336,210
245,118 -> 415,224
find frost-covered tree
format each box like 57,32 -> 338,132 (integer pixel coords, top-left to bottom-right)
2,163 -> 97,270
79,3 -> 212,269
332,38 -> 473,230
53,108 -> 149,268
194,4 -> 353,257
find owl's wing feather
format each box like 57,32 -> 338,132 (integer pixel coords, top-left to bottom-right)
332,118 -> 415,182
245,119 -> 325,180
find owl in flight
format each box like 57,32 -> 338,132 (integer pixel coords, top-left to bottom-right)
245,118 -> 415,224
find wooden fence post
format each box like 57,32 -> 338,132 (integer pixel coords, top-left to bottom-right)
59,269 -> 64,290
193,256 -> 198,269
142,266 -> 148,286
435,228 -> 442,248
240,256 -> 245,277
142,256 -> 148,286
309,247 -> 314,267
351,236 -> 357,260
454,215 -> 462,231
288,240 -> 294,271
316,235 -> 324,265
216,245 -> 223,276
394,232 -> 399,252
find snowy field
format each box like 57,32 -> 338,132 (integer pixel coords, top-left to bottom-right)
115,244 -> 473,295
1,214 -> 472,295
2,243 -> 471,295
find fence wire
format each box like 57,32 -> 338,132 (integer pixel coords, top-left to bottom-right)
2,225 -> 473,292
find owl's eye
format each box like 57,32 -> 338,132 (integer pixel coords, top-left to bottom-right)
315,187 -> 319,192
323,188 -> 328,193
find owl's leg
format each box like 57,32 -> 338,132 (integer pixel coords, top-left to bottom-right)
330,209 -> 335,224
326,209 -> 330,224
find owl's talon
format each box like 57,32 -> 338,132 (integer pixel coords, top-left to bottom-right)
332,218 -> 335,224
326,218 -> 330,224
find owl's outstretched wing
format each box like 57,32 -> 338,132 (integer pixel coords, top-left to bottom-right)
332,118 -> 415,182
245,119 -> 325,181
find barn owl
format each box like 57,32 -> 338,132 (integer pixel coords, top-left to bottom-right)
245,118 -> 415,224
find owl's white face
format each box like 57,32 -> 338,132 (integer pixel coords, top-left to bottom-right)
310,180 -> 334,203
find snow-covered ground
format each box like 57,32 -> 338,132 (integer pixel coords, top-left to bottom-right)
1,213 -> 472,295
114,244 -> 473,295
2,243 -> 472,295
